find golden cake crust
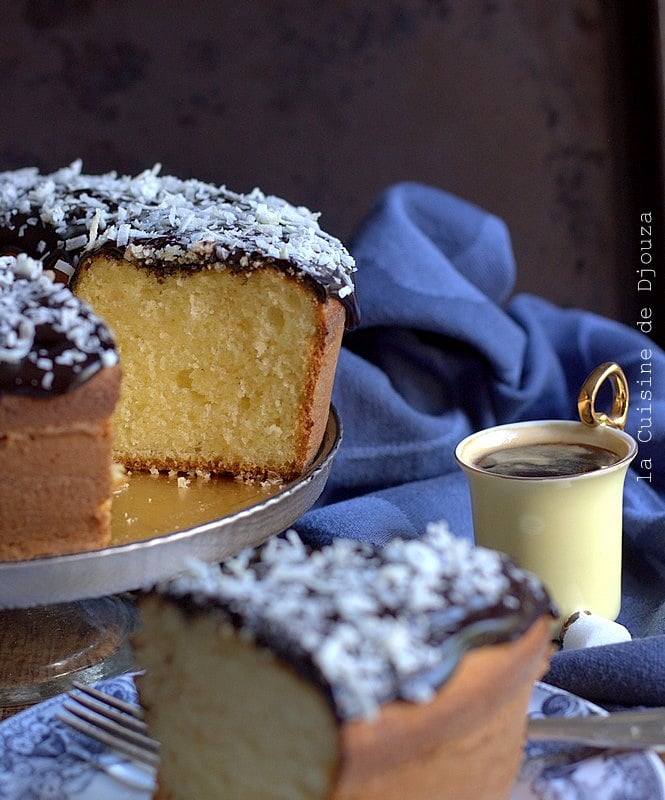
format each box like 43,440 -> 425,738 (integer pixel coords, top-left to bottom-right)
0,364 -> 121,559
0,361 -> 120,433
334,616 -> 552,800
0,252 -> 121,560
288,289 -> 346,475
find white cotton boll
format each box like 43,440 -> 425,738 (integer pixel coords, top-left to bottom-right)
561,611 -> 632,650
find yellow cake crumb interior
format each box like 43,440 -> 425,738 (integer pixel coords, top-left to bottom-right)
75,257 -> 322,477
137,599 -> 339,800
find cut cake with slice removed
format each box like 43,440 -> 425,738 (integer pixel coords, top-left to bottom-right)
0,162 -> 357,482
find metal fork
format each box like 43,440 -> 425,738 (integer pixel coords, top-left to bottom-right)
57,682 -> 665,775
527,708 -> 665,752
57,680 -> 160,790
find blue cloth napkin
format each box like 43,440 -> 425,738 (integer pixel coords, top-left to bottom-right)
294,182 -> 665,711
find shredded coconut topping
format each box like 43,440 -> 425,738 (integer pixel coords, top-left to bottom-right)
0,161 -> 357,309
162,521 -> 551,720
0,253 -> 118,395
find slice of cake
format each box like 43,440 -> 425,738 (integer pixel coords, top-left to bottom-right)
134,522 -> 555,800
0,163 -> 358,481
0,253 -> 120,560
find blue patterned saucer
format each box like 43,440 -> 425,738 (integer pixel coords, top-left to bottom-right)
0,677 -> 663,799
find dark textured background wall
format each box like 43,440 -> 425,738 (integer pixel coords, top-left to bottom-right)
1,0 -> 661,333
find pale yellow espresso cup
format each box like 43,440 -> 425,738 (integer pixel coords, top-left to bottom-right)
455,363 -> 637,623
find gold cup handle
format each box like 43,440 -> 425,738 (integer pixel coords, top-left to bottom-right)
577,362 -> 629,430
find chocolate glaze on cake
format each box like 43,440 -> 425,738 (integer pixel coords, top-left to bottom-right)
0,162 -> 359,326
158,521 -> 554,721
0,253 -> 118,396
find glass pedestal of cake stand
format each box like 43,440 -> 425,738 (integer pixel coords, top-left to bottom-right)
0,407 -> 341,717
0,596 -> 139,715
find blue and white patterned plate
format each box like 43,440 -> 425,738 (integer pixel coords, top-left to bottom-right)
0,677 -> 663,799
512,682 -> 665,799
0,675 -> 152,800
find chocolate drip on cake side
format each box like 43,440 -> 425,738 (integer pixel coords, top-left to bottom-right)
0,254 -> 118,397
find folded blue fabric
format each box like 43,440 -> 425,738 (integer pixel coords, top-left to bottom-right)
294,182 -> 665,710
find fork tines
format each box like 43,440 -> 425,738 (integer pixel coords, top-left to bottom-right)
57,680 -> 161,767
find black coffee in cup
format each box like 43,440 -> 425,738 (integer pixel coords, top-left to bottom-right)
474,442 -> 618,478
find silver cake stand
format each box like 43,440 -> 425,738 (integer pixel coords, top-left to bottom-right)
0,408 -> 341,710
